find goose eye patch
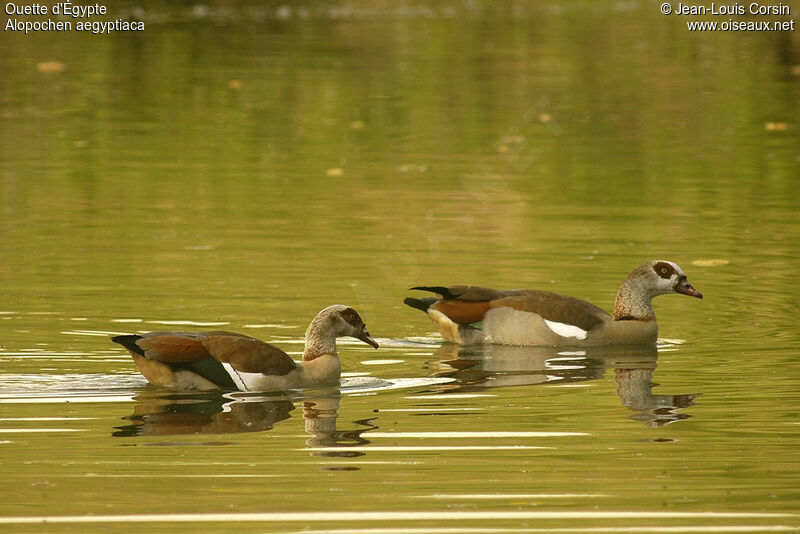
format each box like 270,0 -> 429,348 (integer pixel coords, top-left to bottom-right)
653,261 -> 676,279
342,309 -> 360,324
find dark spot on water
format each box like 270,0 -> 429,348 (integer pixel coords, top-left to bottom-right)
142,441 -> 236,447
411,412 -> 475,416
319,466 -> 360,472
309,451 -> 365,458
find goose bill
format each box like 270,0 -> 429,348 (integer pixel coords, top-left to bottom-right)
356,328 -> 379,348
676,278 -> 703,299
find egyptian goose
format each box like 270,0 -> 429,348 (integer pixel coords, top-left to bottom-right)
404,260 -> 702,346
112,305 -> 378,391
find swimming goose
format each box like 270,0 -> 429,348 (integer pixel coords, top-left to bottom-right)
112,305 -> 379,391
404,260 -> 702,346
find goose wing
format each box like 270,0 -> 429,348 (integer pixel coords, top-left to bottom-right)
408,286 -> 611,332
407,285 -> 532,324
126,331 -> 297,376
411,285 -> 529,301
199,332 -> 297,376
490,291 -> 611,332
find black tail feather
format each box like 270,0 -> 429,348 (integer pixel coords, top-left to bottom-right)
111,334 -> 145,356
409,286 -> 458,300
403,296 -> 439,312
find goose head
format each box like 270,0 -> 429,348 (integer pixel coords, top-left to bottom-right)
642,260 -> 703,299
613,260 -> 702,321
311,304 -> 379,349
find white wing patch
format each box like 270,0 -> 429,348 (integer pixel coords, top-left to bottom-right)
222,362 -> 249,391
543,319 -> 588,340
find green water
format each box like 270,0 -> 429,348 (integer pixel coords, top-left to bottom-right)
1,1 -> 799,532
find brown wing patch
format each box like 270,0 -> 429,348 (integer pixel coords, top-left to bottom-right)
449,286 -> 524,301
430,300 -> 492,324
201,334 -> 297,376
417,286 -> 528,302
136,332 -> 212,363
489,291 -> 611,332
415,285 -> 612,331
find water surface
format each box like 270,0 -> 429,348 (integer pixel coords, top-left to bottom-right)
1,1 -> 799,531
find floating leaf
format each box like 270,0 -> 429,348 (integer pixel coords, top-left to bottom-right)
765,122 -> 788,131
691,259 -> 729,267
37,61 -> 64,73
397,164 -> 428,173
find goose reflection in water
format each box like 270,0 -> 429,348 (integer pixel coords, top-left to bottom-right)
426,344 -> 698,427
112,391 -> 296,437
302,397 -> 376,459
112,391 -> 375,456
